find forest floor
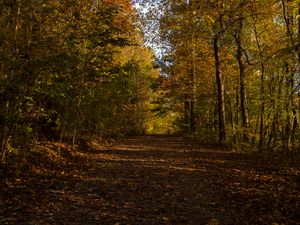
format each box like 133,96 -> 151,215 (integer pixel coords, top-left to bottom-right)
0,136 -> 299,225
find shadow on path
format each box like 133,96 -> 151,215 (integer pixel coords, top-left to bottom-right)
0,136 -> 299,224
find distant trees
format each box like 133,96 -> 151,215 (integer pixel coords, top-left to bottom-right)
1,0 -> 299,162
143,0 -> 300,152
0,0 -> 159,162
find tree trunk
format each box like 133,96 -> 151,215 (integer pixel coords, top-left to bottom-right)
213,35 -> 226,143
291,1 -> 300,151
251,7 -> 265,152
292,2 -> 300,150
258,64 -> 265,151
281,0 -> 299,153
234,19 -> 249,141
190,100 -> 195,135
189,34 -> 196,135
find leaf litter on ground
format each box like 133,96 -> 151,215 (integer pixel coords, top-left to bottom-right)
0,136 -> 299,224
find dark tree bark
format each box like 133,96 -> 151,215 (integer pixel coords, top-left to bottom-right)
251,5 -> 265,152
281,0 -> 299,152
234,19 -> 249,141
213,34 -> 226,143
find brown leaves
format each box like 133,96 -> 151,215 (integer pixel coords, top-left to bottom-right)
0,136 -> 299,224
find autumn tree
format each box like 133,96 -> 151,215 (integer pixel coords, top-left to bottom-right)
0,0 -> 159,162
141,0 -> 299,151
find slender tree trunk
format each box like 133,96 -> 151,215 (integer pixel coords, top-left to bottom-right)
251,6 -> 265,152
281,0 -> 299,152
190,36 -> 196,135
291,2 -> 300,150
284,65 -> 292,154
184,100 -> 190,132
227,93 -> 235,142
234,85 -> 240,143
213,35 -> 226,143
234,19 -> 249,141
190,101 -> 195,135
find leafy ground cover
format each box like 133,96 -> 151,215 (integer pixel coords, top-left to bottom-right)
0,136 -> 299,224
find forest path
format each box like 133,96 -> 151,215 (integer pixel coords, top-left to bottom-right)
1,136 -> 299,224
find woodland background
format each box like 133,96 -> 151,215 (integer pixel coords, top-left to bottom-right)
136,0 -> 300,153
1,0 -> 300,164
0,0 -> 160,163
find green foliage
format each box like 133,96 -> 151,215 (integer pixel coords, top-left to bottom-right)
138,0 -> 300,152
0,0 -> 159,162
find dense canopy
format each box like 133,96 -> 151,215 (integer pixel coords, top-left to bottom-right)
136,0 -> 300,153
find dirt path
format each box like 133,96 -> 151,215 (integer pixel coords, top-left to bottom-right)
1,136 -> 299,224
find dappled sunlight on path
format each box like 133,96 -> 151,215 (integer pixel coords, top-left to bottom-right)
1,136 -> 299,224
